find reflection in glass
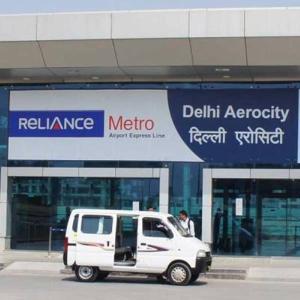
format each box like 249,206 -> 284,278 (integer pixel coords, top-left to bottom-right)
212,179 -> 256,255
212,179 -> 300,256
11,177 -> 159,250
169,163 -> 202,239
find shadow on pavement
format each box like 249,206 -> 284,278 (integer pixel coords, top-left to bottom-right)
61,276 -> 208,286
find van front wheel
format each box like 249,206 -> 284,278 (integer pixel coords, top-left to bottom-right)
75,266 -> 99,282
167,262 -> 192,286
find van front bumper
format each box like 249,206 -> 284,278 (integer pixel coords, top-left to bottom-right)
193,252 -> 212,274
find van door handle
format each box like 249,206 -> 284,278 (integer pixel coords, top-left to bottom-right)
140,243 -> 146,246
107,241 -> 110,247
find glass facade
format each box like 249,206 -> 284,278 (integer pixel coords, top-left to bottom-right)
212,179 -> 300,256
169,163 -> 202,238
11,177 -> 159,250
1,82 -> 300,255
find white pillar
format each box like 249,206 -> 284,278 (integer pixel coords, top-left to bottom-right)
159,168 -> 169,213
0,167 -> 10,251
202,168 -> 213,244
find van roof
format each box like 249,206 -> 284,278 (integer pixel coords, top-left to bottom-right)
71,209 -> 172,218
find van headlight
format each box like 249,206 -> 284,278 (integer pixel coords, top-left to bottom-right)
197,250 -> 206,258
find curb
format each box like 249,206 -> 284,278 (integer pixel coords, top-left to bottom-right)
246,277 -> 300,283
60,267 -> 73,275
205,269 -> 247,280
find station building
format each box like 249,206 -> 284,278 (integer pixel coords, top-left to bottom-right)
1,7 -> 300,256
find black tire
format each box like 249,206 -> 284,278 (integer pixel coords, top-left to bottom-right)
190,272 -> 200,283
156,275 -> 168,284
97,271 -> 109,281
75,266 -> 99,282
167,262 -> 192,286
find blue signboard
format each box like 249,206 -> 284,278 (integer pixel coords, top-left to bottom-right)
168,89 -> 299,163
9,110 -> 105,137
8,89 -> 300,163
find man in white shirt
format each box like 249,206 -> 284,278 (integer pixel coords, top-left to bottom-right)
179,210 -> 195,237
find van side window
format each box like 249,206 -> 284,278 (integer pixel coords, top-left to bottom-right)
72,215 -> 79,232
81,215 -> 113,234
143,218 -> 173,238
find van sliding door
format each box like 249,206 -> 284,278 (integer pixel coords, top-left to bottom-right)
76,214 -> 116,267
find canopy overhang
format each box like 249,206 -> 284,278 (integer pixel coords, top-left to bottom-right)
1,7 -> 300,83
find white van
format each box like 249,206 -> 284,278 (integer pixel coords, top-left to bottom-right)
64,209 -> 212,286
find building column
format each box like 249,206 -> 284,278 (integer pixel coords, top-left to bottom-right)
159,168 -> 169,213
183,164 -> 191,212
0,167 -> 10,251
202,168 -> 213,244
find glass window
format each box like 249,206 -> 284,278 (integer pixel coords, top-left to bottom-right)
10,177 -> 159,250
212,179 -> 300,257
167,216 -> 189,237
143,218 -> 172,238
81,215 -> 112,234
212,179 -> 256,255
169,163 -> 203,239
72,215 -> 79,232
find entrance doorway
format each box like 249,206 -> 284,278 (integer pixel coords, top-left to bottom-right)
212,179 -> 300,256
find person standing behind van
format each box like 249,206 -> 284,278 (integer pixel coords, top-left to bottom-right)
179,210 -> 195,237
147,206 -> 156,211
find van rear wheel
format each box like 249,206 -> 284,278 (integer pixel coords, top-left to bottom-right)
75,266 -> 99,282
167,262 -> 192,286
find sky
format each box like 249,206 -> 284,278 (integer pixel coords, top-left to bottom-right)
0,0 -> 300,14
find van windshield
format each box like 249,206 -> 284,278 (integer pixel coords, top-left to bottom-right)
167,216 -> 191,237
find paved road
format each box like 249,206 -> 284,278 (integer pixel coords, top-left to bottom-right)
0,273 -> 299,300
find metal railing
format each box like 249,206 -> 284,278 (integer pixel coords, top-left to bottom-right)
48,227 -> 66,257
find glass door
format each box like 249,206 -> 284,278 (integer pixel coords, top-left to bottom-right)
256,180 -> 300,256
256,180 -> 290,256
212,179 -> 256,255
213,178 -> 300,256
286,180 -> 300,256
